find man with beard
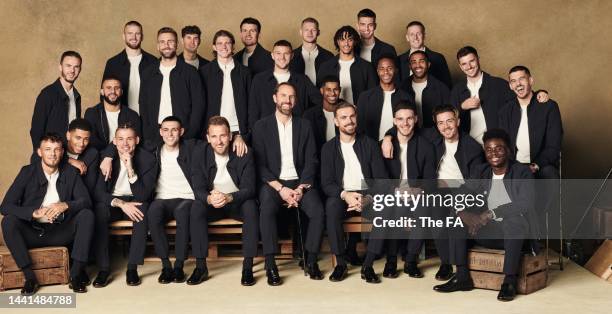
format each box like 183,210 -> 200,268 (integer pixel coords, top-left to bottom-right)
354,9 -> 397,69
1,134 -> 94,295
177,25 -> 209,71
248,40 -> 320,131
84,76 -> 141,151
234,17 -> 274,75
30,51 -> 83,153
321,103 -> 389,283
139,27 -> 204,150
398,21 -> 452,88
92,124 -> 156,287
252,82 -> 324,285
303,75 -> 342,154
289,17 -> 334,85
356,55 -> 411,141
317,26 -> 377,106
103,21 -> 157,113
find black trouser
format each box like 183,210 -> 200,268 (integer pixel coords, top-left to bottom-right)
259,181 -> 324,256
94,197 -> 149,270
148,198 -> 192,262
1,210 -> 94,272
405,206 -> 451,264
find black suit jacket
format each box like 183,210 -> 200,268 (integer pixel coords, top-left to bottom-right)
94,147 -> 157,205
399,74 -> 450,128
302,105 -> 338,156
73,147 -> 99,194
234,43 -> 274,76
153,139 -> 199,196
248,70 -> 320,131
289,44 -> 334,83
384,132 -> 437,184
199,60 -> 252,137
450,72 -> 514,134
398,47 -> 452,89
139,60 -> 205,148
102,49 -> 157,110
421,129 -> 485,179
191,142 -> 256,205
84,103 -> 142,151
1,162 -> 91,221
356,86 -> 411,141
320,133 -> 388,198
316,56 -> 378,105
498,96 -> 563,168
30,79 -> 81,151
252,114 -> 318,187
355,37 -> 397,69
177,53 -> 210,72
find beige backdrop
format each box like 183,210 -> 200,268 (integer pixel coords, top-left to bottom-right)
1,0 -> 611,200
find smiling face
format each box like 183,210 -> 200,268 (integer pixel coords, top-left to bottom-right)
157,32 -> 177,59
66,129 -> 90,155
59,56 -> 81,84
213,35 -> 234,59
300,21 -> 319,44
321,81 -> 341,106
484,138 -> 509,168
38,140 -> 64,169
406,24 -> 425,49
100,79 -> 122,105
123,24 -> 143,49
113,128 -> 139,155
272,45 -> 292,70
377,58 -> 396,84
435,111 -> 460,141
240,23 -> 259,46
509,70 -> 534,100
357,17 -> 376,40
337,32 -> 355,55
394,108 -> 417,138
409,52 -> 429,80
159,120 -> 183,148
273,84 -> 296,116
334,106 -> 357,136
207,124 -> 231,155
458,53 -> 480,79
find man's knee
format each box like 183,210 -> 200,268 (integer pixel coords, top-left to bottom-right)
1,215 -> 20,234
241,199 -> 259,220
75,209 -> 95,227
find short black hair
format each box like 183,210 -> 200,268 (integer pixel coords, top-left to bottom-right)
273,39 -> 293,50
376,53 -> 397,68
60,51 -> 82,64
483,128 -> 511,148
334,102 -> 357,117
181,25 -> 201,38
333,25 -> 361,52
432,104 -> 459,123
68,118 -> 92,132
115,122 -> 137,136
409,50 -> 428,62
456,46 -> 478,60
100,75 -> 122,88
240,17 -> 261,32
274,82 -> 296,94
393,101 -> 418,117
161,115 -> 183,127
357,8 -> 376,21
320,75 -> 340,87
157,27 -> 178,40
406,21 -> 425,33
39,133 -> 64,148
509,65 -> 531,76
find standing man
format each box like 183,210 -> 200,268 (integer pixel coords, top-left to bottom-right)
178,25 -> 210,71
248,40 -> 320,130
139,27 -> 205,149
303,75 -> 342,155
103,21 -> 157,114
289,17 -> 334,85
252,83 -> 325,285
1,134 -> 94,294
398,21 -> 452,88
234,17 -> 274,75
30,51 -> 82,152
354,9 -> 397,68
317,26 -> 377,106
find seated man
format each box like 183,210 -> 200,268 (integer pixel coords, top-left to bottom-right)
434,128 -> 539,302
191,116 -> 259,286
92,123 -> 156,287
65,119 -> 99,195
1,133 -> 94,295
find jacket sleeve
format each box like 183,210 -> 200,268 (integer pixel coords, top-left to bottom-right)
187,69 -> 205,139
252,123 -> 277,184
320,143 -> 342,198
130,154 -> 157,202
190,144 -> 210,203
65,171 -> 92,214
83,149 -> 100,192
370,140 -> 389,179
30,91 -> 50,151
534,102 -> 563,168
84,109 -> 107,151
0,167 -> 37,221
231,151 -> 256,204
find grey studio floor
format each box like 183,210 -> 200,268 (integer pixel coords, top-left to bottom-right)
1,251 -> 611,314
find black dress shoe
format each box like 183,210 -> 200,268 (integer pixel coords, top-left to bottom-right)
266,267 -> 282,286
173,268 -> 186,283
93,271 -> 111,288
69,277 -> 87,293
360,266 -> 381,284
435,264 -> 454,281
241,267 -> 255,286
20,279 -> 39,296
433,276 -> 474,293
79,271 -> 91,286
403,262 -> 424,278
158,268 -> 174,284
186,267 -> 209,285
126,269 -> 141,286
328,265 -> 348,282
497,283 -> 517,302
383,262 -> 399,278
347,252 -> 364,266
306,263 -> 324,280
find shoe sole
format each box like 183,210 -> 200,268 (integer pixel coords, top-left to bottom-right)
361,274 -> 381,284
93,277 -> 112,288
434,287 -> 474,292
126,280 -> 141,286
241,280 -> 256,286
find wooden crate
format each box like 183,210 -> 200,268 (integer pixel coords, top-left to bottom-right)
0,246 -> 69,291
468,247 -> 548,294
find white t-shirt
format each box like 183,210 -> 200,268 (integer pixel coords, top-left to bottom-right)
67,152 -> 79,160
127,54 -> 142,113
112,161 -> 136,197
378,90 -> 395,140
488,173 -> 511,221
105,109 -> 120,143
38,170 -> 60,223
242,50 -> 253,67
158,64 -> 175,123
516,103 -> 531,163
302,46 -> 318,85
412,80 -> 427,127
467,73 -> 486,144
438,140 -> 464,188
219,60 -> 240,132
155,147 -> 195,200
213,153 -> 239,194
341,140 -> 366,191
360,43 -> 375,63
66,88 -> 77,123
273,71 -> 290,84
323,109 -> 336,141
339,59 -> 355,104
277,117 -> 299,180
399,142 -> 409,180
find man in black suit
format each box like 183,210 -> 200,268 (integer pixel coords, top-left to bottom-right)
177,25 -> 209,71
191,116 -> 259,286
398,21 -> 452,89
248,40 -> 320,131
317,26 -> 377,106
321,102 -> 389,283
354,8 -> 397,69
234,17 -> 274,75
92,124 -> 157,287
30,51 -> 82,153
289,17 -> 334,85
103,21 -> 157,114
64,119 -> 99,195
434,128 -> 539,302
252,82 -> 325,285
139,27 -> 204,150
303,75 -> 341,155
1,134 -> 94,294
